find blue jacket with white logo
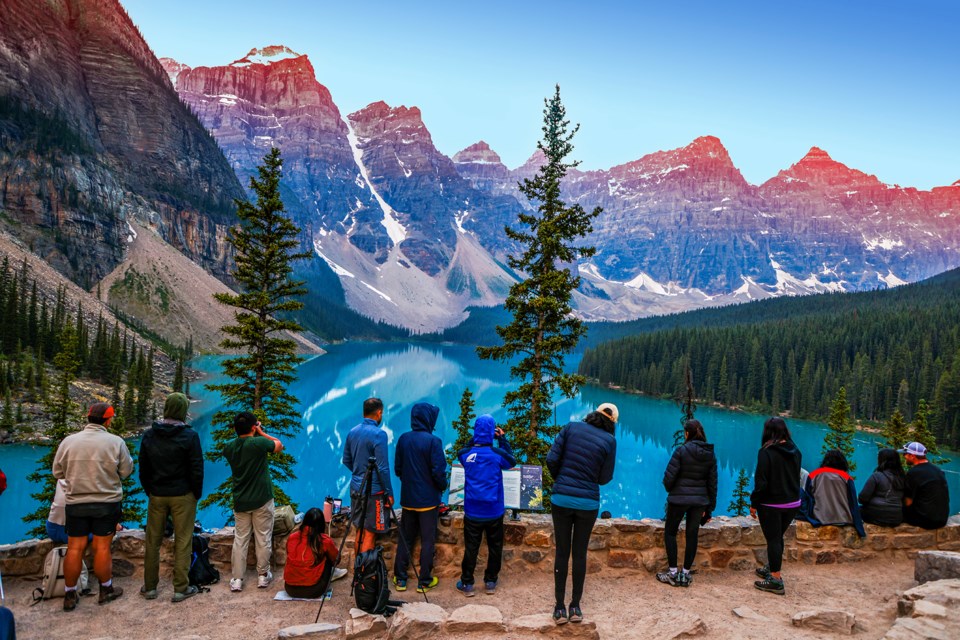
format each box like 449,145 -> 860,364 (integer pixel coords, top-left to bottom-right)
458,415 -> 515,520
395,403 -> 447,509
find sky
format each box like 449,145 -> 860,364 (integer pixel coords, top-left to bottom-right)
122,0 -> 959,189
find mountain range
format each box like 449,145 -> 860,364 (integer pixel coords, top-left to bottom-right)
160,45 -> 960,330
2,0 -> 958,340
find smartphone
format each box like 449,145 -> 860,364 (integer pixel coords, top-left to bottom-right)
332,498 -> 342,515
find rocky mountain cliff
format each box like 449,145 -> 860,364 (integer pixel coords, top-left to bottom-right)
166,49 -> 518,330
458,137 -> 960,306
0,0 -> 245,289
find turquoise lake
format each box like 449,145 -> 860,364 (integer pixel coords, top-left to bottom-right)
1,341 -> 958,544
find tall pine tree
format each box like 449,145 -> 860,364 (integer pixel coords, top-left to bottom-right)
477,86 -> 599,490
203,147 -> 310,512
23,322 -> 81,535
823,386 -> 856,471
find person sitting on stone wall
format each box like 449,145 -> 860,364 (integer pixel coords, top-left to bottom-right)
900,442 -> 950,530
799,449 -> 866,538
282,507 -> 346,599
858,448 -> 906,527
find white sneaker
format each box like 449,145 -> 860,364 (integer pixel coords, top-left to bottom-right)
229,578 -> 243,592
331,567 -> 348,582
257,571 -> 273,588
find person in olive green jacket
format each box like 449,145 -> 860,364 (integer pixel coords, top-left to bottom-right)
139,393 -> 204,603
223,411 -> 283,592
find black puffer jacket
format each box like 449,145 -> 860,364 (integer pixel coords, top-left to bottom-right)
663,439 -> 718,513
139,420 -> 204,499
547,412 -> 617,503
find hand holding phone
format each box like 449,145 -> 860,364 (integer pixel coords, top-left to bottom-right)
495,427 -> 505,437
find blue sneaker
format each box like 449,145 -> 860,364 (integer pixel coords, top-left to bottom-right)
484,580 -> 497,595
456,581 -> 475,597
392,576 -> 407,592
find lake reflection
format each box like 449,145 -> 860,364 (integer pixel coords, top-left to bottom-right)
1,341 -> 958,543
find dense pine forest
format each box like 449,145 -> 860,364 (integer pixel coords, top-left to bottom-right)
0,255 -> 159,439
578,268 -> 960,449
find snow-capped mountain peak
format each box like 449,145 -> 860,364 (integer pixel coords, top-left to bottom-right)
230,45 -> 303,67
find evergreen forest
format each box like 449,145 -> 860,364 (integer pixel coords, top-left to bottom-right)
578,267 -> 960,449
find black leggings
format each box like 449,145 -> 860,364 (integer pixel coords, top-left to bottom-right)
552,505 -> 598,608
284,561 -> 333,599
756,506 -> 798,573
664,503 -> 705,570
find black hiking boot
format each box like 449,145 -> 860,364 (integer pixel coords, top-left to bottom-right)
756,564 -> 771,579
63,589 -> 79,612
754,576 -> 785,595
98,584 -> 123,605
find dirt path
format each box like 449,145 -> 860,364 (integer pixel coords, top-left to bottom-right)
3,558 -> 915,639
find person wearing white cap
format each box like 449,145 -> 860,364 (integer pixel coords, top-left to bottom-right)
545,402 -> 618,625
899,442 -> 950,530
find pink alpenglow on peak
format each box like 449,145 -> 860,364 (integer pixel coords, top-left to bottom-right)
766,146 -> 884,191
158,57 -> 190,85
230,45 -> 304,67
453,141 -> 503,165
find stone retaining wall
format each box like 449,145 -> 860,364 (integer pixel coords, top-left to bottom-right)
2,513 -> 959,579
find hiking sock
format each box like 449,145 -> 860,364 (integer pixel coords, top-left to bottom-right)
64,585 -> 77,592
101,579 -> 112,588
668,567 -> 678,576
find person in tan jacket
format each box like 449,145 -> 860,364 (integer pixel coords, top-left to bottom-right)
52,402 -> 133,611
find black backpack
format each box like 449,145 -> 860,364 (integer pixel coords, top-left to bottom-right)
188,534 -> 220,588
352,546 -> 402,617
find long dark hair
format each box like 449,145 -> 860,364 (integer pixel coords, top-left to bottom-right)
761,417 -> 792,448
301,507 -> 327,566
820,449 -> 849,472
876,448 -> 907,488
684,419 -> 707,443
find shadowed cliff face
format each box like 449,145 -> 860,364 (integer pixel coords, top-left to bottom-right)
0,0 -> 244,286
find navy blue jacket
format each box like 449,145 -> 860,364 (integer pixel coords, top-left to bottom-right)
663,439 -> 718,514
395,403 -> 447,509
458,415 -> 515,520
342,417 -> 393,498
547,412 -> 617,503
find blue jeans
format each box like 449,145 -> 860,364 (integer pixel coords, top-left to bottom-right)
46,520 -> 69,544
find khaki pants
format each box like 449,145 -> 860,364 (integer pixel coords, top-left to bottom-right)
144,493 -> 197,593
232,499 -> 275,580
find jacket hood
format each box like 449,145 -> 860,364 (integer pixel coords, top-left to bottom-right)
473,414 -> 496,445
410,402 -> 439,433
685,439 -> 715,461
766,440 -> 801,459
151,419 -> 187,437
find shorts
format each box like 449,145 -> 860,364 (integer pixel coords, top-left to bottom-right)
350,492 -> 390,534
65,501 -> 122,537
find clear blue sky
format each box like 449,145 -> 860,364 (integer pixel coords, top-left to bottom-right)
123,0 -> 959,189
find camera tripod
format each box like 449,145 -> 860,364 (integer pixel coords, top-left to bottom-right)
315,456 -> 427,622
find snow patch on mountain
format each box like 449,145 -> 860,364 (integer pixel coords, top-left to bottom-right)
231,45 -> 302,67
863,236 -> 905,251
879,271 -> 908,288
343,117 -> 407,245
